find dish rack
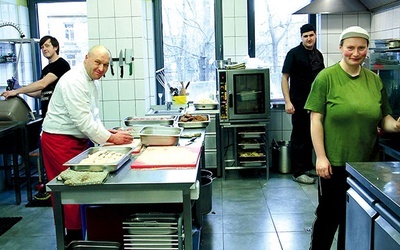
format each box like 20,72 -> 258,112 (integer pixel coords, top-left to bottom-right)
122,213 -> 184,250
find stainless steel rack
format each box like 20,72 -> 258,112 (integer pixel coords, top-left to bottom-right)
220,122 -> 269,179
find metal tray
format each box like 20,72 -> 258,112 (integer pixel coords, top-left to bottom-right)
64,146 -> 133,172
139,126 -> 182,146
66,240 -> 121,250
177,114 -> 210,128
194,103 -> 218,110
113,126 -> 143,138
124,116 -> 175,127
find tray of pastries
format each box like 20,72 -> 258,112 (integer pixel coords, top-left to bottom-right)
64,146 -> 133,172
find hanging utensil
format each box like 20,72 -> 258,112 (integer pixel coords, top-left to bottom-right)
125,49 -> 133,76
109,51 -> 115,76
119,50 -> 124,78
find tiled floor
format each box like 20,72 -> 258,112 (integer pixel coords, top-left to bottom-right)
0,169 -> 337,250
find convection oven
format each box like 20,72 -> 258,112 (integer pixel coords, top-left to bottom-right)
218,68 -> 270,123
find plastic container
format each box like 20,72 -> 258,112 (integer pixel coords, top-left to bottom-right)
272,140 -> 291,174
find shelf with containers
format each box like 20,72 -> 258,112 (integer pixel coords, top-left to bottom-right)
219,122 -> 269,179
368,43 -> 400,118
0,38 -> 41,115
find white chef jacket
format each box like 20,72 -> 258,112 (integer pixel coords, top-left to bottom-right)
42,64 -> 111,144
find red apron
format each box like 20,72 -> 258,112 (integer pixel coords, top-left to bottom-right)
41,131 -> 89,230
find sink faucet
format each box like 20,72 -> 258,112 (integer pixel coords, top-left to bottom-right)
166,101 -> 172,110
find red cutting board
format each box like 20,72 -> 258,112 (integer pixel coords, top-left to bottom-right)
131,146 -> 202,169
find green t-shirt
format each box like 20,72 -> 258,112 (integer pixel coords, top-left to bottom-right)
305,63 -> 392,166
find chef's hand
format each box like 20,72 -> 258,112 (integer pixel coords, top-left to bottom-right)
316,157 -> 332,179
107,131 -> 133,145
1,90 -> 18,99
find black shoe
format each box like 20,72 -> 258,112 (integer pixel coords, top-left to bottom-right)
33,191 -> 51,201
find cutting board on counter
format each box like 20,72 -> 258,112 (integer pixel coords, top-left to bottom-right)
131,146 -> 202,169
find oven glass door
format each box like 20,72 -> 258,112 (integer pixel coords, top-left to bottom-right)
229,71 -> 269,120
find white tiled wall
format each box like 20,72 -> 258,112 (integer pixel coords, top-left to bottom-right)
318,13 -> 372,67
222,0 -> 249,62
86,0 -> 154,129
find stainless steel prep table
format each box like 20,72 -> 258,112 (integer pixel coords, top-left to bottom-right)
47,128 -> 205,250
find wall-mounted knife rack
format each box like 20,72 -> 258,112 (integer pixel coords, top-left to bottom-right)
111,57 -> 134,62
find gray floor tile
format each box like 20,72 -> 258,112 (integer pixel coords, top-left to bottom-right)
0,168 -> 322,250
223,213 -> 276,233
224,232 -> 282,250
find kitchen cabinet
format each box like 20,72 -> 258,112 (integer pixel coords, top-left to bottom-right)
346,178 -> 378,250
220,122 -> 269,179
186,109 -> 221,176
346,162 -> 400,249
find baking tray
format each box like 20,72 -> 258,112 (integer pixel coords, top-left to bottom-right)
63,146 -> 133,172
124,116 -> 175,127
177,114 -> 210,128
139,126 -> 182,146
194,103 -> 218,110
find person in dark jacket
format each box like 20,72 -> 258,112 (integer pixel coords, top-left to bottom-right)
281,24 -> 325,184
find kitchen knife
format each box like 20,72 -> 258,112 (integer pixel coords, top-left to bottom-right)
109,51 -> 115,76
125,49 -> 133,76
119,50 -> 124,78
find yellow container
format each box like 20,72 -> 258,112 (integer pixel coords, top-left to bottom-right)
172,95 -> 187,104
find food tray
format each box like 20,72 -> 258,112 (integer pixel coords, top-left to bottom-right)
194,103 -> 218,110
177,114 -> 210,128
139,126 -> 182,146
63,146 -> 133,172
124,116 -> 175,127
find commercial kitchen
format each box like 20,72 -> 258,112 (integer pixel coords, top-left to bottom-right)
1,0 -> 400,249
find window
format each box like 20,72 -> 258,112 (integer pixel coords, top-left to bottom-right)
251,0 -> 310,100
155,0 -> 217,104
37,2 -> 88,69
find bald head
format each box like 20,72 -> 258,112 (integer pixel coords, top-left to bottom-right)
84,45 -> 110,80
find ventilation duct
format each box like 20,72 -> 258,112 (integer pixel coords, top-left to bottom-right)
293,0 -> 370,14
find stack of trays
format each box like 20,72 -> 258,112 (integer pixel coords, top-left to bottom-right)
122,213 -> 183,250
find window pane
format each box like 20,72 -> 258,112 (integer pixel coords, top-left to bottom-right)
161,0 -> 216,102
254,0 -> 310,100
37,2 -> 88,68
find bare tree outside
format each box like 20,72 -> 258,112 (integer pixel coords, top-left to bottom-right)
162,0 -> 216,102
254,0 -> 310,100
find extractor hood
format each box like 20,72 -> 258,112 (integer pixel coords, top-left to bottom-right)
293,0 -> 400,14
293,0 -> 369,14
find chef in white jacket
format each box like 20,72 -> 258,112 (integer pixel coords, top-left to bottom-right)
41,45 -> 132,243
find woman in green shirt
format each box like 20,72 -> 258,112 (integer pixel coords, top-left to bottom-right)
305,26 -> 400,250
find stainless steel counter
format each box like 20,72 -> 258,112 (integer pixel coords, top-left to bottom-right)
47,128 -> 206,250
346,161 -> 400,216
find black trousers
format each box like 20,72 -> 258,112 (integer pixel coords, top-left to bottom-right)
310,167 -> 349,250
290,102 -> 313,177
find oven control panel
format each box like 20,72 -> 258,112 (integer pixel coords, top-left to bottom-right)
219,71 -> 228,120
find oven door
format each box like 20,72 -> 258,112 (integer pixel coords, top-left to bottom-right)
227,69 -> 270,122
